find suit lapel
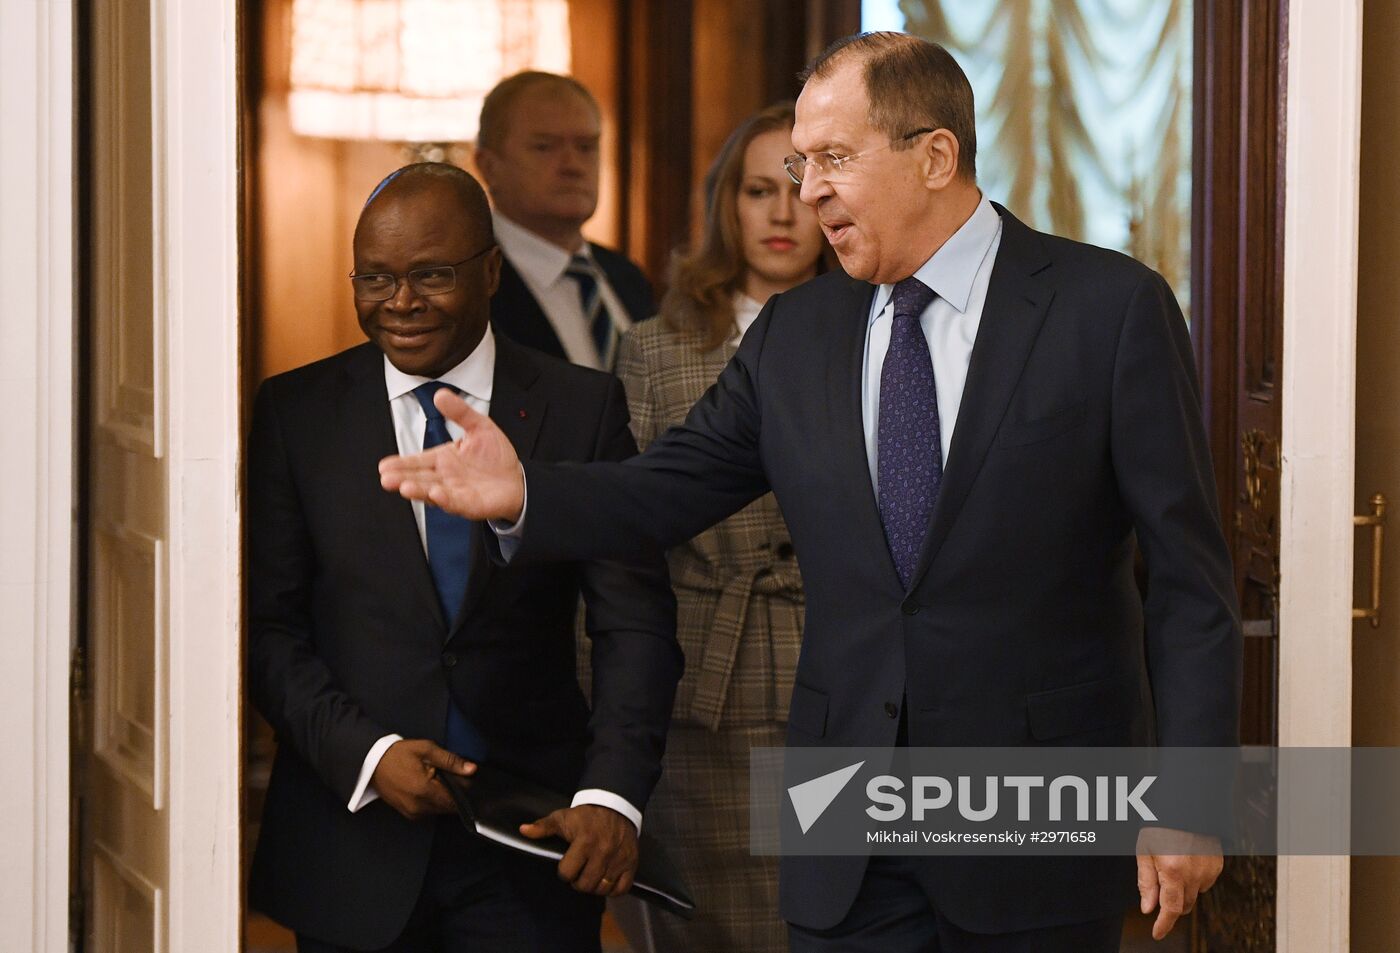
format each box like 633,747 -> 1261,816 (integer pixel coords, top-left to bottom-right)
492,258 -> 566,359
489,336 -> 547,466
451,337 -> 546,630
909,206 -> 1054,592
827,275 -> 902,583
337,345 -> 448,633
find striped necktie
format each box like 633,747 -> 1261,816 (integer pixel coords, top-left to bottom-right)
565,252 -> 615,368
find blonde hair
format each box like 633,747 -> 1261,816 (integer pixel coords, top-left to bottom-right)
477,71 -> 599,151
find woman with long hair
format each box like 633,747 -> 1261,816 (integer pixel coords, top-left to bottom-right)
616,101 -> 829,952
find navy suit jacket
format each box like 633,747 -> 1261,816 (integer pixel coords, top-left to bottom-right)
490,242 -> 656,361
493,206 -> 1243,933
247,336 -> 680,948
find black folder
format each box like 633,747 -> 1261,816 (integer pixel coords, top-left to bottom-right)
438,767 -> 696,919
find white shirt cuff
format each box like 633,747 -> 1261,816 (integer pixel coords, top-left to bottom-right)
347,733 -> 404,812
572,789 -> 643,834
486,464 -> 528,561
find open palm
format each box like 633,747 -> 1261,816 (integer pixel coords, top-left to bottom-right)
378,388 -> 525,522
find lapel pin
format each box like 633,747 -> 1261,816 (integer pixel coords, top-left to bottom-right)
517,409 -> 528,419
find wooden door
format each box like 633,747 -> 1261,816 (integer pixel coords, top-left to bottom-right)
1352,0 -> 1400,943
1191,0 -> 1287,949
77,0 -> 171,949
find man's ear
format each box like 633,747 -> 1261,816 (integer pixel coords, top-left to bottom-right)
923,129 -> 961,190
483,245 -> 503,298
474,145 -> 499,187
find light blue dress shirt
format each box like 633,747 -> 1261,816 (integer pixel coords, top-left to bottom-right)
499,195 -> 1004,544
862,194 -> 1004,499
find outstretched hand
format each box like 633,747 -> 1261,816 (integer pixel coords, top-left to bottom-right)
378,388 -> 525,521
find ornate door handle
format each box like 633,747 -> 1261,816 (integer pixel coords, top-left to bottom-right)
1353,493 -> 1387,628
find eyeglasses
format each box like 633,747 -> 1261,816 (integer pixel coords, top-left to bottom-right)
349,245 -> 495,302
783,129 -> 936,185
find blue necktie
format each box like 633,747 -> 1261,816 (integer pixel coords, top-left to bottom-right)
412,381 -> 487,760
565,253 -> 615,368
878,277 -> 941,589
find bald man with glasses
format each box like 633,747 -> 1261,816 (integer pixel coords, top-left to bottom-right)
247,162 -> 680,953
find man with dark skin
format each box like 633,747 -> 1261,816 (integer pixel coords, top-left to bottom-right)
248,163 -> 679,952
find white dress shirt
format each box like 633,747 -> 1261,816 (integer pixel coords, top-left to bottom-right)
348,325 -> 643,832
862,194 -> 1003,492
732,292 -> 765,342
493,211 -> 632,370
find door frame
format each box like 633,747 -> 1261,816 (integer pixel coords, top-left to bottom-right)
1276,0 -> 1363,950
151,0 -> 244,949
2,0 -> 244,948
0,1 -> 76,950
0,0 -> 1369,947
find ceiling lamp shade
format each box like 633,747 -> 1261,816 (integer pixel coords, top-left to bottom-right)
288,0 -> 571,143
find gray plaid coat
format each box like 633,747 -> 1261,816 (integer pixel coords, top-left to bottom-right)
616,317 -> 805,731
611,314 -> 802,951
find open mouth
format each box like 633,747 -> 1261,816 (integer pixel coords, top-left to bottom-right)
823,222 -> 853,244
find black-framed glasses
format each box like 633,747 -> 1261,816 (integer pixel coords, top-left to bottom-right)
783,128 -> 937,185
349,244 -> 495,302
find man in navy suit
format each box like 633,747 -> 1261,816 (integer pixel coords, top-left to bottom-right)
248,163 -> 680,952
381,34 -> 1242,953
475,71 -> 654,370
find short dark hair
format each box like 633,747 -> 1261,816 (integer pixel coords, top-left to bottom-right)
358,162 -> 494,246
801,32 -> 977,180
477,71 -> 600,151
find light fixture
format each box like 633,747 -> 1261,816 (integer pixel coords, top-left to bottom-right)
288,0 -> 571,145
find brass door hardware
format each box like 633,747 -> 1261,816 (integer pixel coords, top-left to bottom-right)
1242,429 -> 1280,513
1354,493 -> 1387,628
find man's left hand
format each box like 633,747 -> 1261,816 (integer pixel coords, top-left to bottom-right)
1136,826 -> 1224,940
520,805 -> 638,897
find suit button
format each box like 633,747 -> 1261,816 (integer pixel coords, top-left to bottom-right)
775,542 -> 795,559
884,701 -> 899,719
902,602 -> 920,616
442,652 -> 457,668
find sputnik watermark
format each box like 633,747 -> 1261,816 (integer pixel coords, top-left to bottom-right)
864,774 -> 1156,823
751,746 -> 1400,856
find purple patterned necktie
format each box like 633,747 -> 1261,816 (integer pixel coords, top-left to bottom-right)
878,276 -> 941,589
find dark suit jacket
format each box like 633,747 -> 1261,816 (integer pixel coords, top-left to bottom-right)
247,336 -> 680,949
497,206 -> 1243,933
490,243 -> 656,361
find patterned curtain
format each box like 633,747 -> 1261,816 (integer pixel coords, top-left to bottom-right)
899,0 -> 1192,312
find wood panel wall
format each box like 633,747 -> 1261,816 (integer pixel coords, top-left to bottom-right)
245,0 -> 860,383
247,0 -> 405,381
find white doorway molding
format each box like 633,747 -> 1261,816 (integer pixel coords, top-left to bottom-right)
0,0 -> 243,948
155,0 -> 243,949
0,1 -> 76,951
1277,1 -> 1364,951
